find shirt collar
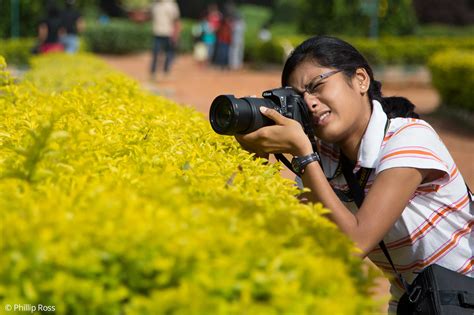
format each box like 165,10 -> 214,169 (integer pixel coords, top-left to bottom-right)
356,100 -> 387,169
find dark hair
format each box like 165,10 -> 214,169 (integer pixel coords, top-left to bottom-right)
281,36 -> 419,119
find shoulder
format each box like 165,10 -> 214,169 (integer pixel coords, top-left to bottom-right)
377,118 -> 453,175
386,118 -> 437,139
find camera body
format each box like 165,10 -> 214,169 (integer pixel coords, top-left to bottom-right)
209,87 -> 308,135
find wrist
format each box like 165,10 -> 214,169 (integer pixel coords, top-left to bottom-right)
291,152 -> 320,176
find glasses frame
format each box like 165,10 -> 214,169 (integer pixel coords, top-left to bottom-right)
301,69 -> 342,96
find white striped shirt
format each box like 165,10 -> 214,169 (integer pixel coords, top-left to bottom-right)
317,101 -> 473,312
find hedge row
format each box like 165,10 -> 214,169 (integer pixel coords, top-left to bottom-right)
82,19 -> 195,55
83,19 -> 152,54
0,37 -> 88,67
0,54 -> 377,314
247,35 -> 474,66
0,38 -> 36,66
428,49 -> 474,112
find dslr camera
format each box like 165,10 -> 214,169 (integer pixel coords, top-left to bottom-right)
209,87 -> 311,135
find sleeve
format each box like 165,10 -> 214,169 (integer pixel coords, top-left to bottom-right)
376,121 -> 452,186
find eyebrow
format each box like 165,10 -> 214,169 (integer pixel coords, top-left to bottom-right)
304,70 -> 342,92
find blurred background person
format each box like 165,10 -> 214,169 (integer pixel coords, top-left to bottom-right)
37,3 -> 65,54
150,0 -> 181,81
214,14 -> 232,69
206,3 -> 222,64
192,12 -> 212,66
60,0 -> 85,53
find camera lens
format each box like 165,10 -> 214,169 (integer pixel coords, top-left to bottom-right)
210,95 -> 275,135
215,100 -> 233,131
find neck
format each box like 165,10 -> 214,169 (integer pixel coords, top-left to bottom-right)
339,99 -> 372,162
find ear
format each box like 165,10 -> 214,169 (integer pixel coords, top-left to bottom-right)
354,68 -> 370,94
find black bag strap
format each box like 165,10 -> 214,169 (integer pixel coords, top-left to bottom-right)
340,154 -> 411,294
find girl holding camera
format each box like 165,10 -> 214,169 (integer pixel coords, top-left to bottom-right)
236,36 -> 473,312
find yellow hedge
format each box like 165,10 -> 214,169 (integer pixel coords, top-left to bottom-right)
428,49 -> 474,111
0,54 -> 377,314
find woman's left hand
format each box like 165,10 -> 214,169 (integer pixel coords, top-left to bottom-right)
235,107 -> 313,156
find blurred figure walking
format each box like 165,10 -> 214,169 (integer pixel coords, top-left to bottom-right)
150,0 -> 181,81
60,0 -> 85,53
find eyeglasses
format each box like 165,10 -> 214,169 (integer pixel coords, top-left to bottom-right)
301,70 -> 342,96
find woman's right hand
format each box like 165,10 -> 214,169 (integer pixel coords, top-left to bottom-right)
234,107 -> 312,159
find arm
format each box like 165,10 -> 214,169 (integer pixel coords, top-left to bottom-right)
171,19 -> 181,45
237,107 -> 429,257
301,161 -> 425,256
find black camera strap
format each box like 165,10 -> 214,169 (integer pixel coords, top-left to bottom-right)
340,154 -> 412,294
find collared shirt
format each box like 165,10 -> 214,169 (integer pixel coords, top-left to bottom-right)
151,0 -> 180,37
317,100 -> 473,312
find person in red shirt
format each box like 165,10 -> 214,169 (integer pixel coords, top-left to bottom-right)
214,15 -> 233,69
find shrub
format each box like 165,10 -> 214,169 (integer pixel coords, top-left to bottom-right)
350,36 -> 474,65
428,49 -> 474,111
0,54 -> 377,314
83,19 -> 152,54
83,18 -> 194,55
0,38 -> 36,66
246,35 -> 474,66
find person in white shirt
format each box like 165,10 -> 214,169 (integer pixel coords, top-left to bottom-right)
235,35 -> 473,313
150,0 -> 180,81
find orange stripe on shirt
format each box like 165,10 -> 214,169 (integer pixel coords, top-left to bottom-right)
383,122 -> 433,142
380,149 -> 444,164
381,194 -> 470,251
397,220 -> 474,272
458,257 -> 473,274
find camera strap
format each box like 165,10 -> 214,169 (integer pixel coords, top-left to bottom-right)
340,154 -> 411,294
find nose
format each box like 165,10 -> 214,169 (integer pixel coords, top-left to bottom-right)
303,92 -> 319,112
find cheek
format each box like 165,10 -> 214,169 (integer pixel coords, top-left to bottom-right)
320,84 -> 355,117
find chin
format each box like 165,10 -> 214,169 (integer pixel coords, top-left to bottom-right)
315,127 -> 344,144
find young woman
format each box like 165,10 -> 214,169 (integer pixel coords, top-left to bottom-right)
236,35 -> 473,311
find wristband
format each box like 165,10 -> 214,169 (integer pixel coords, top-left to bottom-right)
291,152 -> 320,175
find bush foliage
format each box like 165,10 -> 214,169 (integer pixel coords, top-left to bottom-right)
0,38 -> 35,66
428,49 -> 474,111
246,35 -> 474,66
83,19 -> 152,54
0,54 -> 377,314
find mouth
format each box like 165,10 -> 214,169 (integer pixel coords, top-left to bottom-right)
314,111 -> 331,126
